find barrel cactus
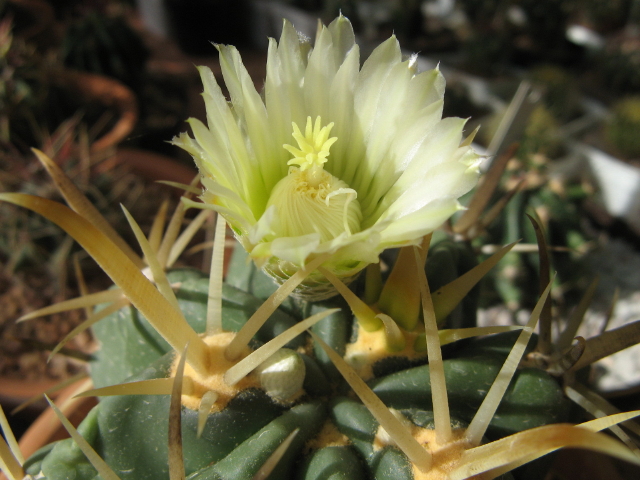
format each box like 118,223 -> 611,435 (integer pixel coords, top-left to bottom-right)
2,15 -> 640,480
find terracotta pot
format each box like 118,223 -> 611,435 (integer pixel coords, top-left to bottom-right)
0,377 -> 61,402
51,69 -> 138,154
0,380 -> 97,480
0,376 -> 72,443
102,147 -> 198,186
19,380 -> 97,457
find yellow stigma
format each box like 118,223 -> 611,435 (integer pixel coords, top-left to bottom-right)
284,117 -> 337,187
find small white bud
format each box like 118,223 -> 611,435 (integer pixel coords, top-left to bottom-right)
256,348 -> 306,402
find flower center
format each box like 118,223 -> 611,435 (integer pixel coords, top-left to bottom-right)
284,116 -> 338,188
265,116 -> 362,242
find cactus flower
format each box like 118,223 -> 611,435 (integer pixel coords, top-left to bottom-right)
175,16 -> 481,299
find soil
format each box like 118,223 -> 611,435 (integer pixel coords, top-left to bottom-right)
0,267 -> 90,382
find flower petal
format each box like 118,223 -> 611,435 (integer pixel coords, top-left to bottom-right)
327,15 -> 356,67
354,35 -> 403,141
367,117 -> 469,224
248,205 -> 277,244
270,233 -> 322,266
352,59 -> 414,203
265,22 -> 309,180
383,154 -> 480,219
327,46 -> 363,187
200,177 -> 256,224
218,45 -> 280,194
379,198 -> 461,246
304,24 -> 338,121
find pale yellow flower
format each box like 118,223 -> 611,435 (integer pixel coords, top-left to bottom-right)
174,16 -> 480,298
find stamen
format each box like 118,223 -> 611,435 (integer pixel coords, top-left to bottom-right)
267,117 -> 361,245
325,188 -> 357,236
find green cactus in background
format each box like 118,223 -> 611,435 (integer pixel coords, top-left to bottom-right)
0,16 -> 50,146
528,64 -> 581,122
60,9 -> 189,153
477,105 -> 562,161
2,15 -> 640,480
460,0 -> 575,71
61,12 -> 149,92
605,95 -> 640,158
517,105 -> 563,159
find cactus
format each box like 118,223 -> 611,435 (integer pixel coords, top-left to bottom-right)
518,105 -> 563,159
2,15 -> 640,480
3,181 -> 638,479
60,12 -> 149,92
528,64 -> 581,122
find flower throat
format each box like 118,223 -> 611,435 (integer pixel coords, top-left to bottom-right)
265,117 -> 362,242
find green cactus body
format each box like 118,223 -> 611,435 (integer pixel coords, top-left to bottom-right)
90,268 -> 304,388
23,243 -> 572,480
425,240 -> 479,329
28,354 -> 285,479
298,445 -> 367,480
369,334 -> 571,439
